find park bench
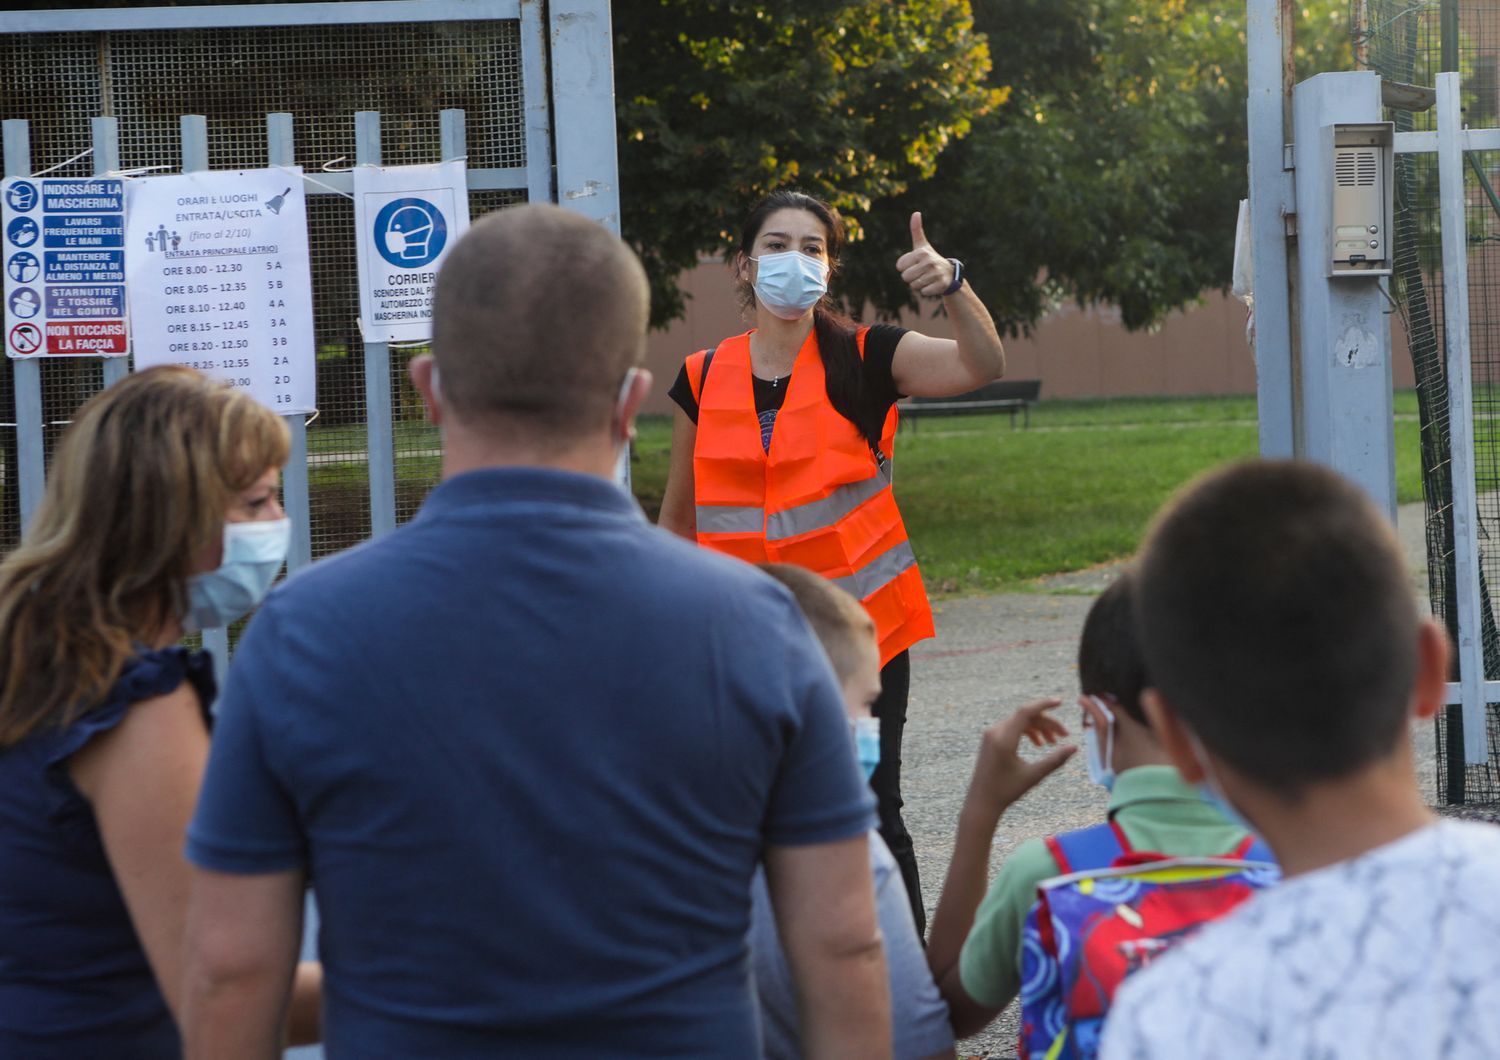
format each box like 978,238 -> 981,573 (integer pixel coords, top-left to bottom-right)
897,379 -> 1042,430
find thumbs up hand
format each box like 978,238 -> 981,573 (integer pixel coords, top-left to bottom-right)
895,211 -> 958,299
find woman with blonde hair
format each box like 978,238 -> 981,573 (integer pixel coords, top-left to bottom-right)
0,365 -> 320,1055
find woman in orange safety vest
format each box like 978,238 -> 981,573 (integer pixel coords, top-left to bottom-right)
658,190 -> 1006,935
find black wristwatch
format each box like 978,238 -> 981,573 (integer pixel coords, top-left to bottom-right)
942,258 -> 964,296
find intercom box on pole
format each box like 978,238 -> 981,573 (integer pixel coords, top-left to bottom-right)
1329,122 -> 1394,277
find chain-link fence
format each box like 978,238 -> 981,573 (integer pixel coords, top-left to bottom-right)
1356,0 -> 1500,802
1,14 -> 531,563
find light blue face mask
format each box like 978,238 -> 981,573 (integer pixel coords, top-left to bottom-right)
853,716 -> 881,782
1189,733 -> 1260,836
751,250 -> 829,320
184,517 -> 291,632
1084,695 -> 1117,792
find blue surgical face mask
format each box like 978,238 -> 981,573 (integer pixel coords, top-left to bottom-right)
184,518 -> 291,632
1084,695 -> 1116,791
751,251 -> 829,320
853,716 -> 881,782
1188,732 -> 1259,836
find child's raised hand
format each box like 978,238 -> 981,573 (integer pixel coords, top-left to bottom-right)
970,698 -> 1077,811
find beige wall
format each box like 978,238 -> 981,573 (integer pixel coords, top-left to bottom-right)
641,259 -> 1417,413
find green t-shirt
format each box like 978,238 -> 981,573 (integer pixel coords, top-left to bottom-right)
957,765 -> 1252,1009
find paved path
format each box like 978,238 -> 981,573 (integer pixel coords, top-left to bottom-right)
906,502 -> 1435,1056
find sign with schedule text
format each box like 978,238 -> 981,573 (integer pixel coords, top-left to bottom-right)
125,167 -> 315,414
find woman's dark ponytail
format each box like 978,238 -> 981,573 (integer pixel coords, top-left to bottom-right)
813,307 -> 881,454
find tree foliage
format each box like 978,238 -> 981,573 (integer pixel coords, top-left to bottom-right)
614,0 -> 998,327
618,1 -> 1351,334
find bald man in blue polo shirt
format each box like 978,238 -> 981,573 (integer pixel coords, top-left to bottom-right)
180,204 -> 890,1058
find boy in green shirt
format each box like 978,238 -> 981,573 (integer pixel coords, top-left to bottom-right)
924,572 -> 1253,1039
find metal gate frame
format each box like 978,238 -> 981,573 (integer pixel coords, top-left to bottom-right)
1394,71 -> 1500,769
1250,0 -> 1498,778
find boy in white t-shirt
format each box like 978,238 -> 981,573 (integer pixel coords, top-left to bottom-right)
753,564 -> 955,1060
1102,460 -> 1500,1060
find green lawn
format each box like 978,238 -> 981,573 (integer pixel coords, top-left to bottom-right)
632,392 -> 1427,596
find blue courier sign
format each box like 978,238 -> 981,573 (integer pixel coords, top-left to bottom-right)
353,161 -> 470,344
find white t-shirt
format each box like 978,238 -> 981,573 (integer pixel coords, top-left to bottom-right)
1101,820 -> 1500,1060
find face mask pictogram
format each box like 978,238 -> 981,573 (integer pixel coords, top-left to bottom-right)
383,205 -> 437,262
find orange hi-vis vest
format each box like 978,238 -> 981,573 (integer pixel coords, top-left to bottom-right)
687,327 -> 935,666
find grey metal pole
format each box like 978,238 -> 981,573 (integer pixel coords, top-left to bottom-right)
1247,0 -> 1297,457
548,0 -> 620,233
1435,72 -> 1490,765
93,116 -> 128,388
440,108 -> 466,165
1441,0 -> 1459,73
4,120 -> 46,534
1290,72 -> 1397,520
179,115 -> 231,678
547,0 -> 631,488
355,111 -> 397,537
180,115 -> 208,172
267,112 -> 313,574
520,0 -> 554,205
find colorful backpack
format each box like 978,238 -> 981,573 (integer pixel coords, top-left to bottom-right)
1017,820 -> 1280,1060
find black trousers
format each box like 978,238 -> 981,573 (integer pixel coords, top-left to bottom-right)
871,650 -> 924,937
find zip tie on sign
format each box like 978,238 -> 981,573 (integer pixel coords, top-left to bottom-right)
321,157 -> 353,173
31,147 -> 93,177
106,165 -> 175,179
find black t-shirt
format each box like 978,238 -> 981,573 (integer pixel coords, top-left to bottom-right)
668,324 -> 907,453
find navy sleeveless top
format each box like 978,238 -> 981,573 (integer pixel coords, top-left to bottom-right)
0,647 -> 214,1057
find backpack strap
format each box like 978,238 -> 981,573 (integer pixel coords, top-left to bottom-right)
1045,820 -> 1128,875
685,345 -> 717,405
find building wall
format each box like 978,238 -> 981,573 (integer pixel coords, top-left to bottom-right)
640,259 -> 1417,413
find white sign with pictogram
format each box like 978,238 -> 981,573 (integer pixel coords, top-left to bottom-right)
125,167 -> 315,414
1,176 -> 129,358
353,161 -> 470,344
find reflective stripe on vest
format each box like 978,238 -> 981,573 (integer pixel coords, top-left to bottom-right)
696,463 -> 893,541
830,538 -> 918,600
768,463 -> 891,541
696,504 -> 765,535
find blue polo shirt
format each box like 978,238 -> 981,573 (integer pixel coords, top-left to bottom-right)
187,467 -> 875,1058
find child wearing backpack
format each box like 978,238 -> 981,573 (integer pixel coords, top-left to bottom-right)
1100,460 -> 1500,1059
925,571 -> 1269,1051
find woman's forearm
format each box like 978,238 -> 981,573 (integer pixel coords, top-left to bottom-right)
942,282 -> 1005,384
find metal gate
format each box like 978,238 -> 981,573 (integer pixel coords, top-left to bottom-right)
1,0 -> 620,667
1356,1 -> 1500,804
1247,1 -> 1500,803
